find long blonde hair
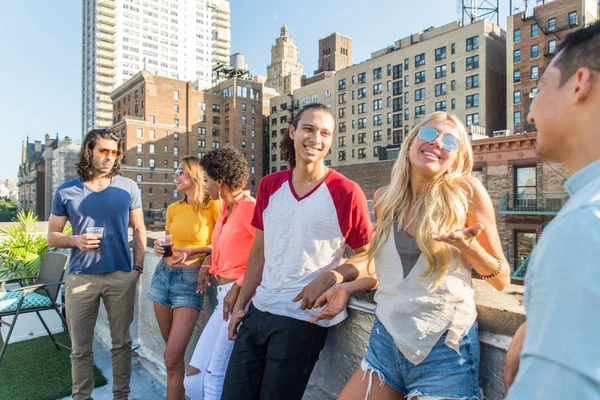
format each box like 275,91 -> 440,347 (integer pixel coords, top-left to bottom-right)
368,112 -> 474,287
178,156 -> 211,210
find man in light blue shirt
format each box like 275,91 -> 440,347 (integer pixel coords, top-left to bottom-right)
504,21 -> 600,399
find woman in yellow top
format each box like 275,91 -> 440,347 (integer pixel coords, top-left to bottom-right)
148,155 -> 220,400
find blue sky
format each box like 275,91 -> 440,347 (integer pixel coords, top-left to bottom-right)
0,0 -> 510,181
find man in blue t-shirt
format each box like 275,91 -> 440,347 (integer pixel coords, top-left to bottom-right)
48,129 -> 146,400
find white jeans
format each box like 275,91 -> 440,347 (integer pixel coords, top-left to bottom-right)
184,282 -> 236,400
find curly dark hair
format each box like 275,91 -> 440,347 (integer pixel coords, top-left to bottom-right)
279,103 -> 335,168
75,129 -> 122,181
200,147 -> 249,191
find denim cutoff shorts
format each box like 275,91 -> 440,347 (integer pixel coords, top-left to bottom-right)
148,259 -> 204,310
362,317 -> 482,400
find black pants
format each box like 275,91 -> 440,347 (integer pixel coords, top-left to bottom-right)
221,303 -> 328,400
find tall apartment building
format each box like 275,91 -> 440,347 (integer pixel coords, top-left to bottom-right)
110,70 -> 263,216
314,33 -> 353,74
268,19 -> 507,172
507,0 -> 599,133
82,0 -> 231,137
265,24 -> 304,95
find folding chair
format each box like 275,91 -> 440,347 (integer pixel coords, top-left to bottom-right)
0,251 -> 70,364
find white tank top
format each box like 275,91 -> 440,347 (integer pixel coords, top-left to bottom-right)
374,223 -> 477,365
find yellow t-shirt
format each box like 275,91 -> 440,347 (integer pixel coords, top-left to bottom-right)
165,199 -> 220,263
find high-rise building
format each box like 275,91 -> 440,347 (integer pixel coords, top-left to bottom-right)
268,19 -> 507,171
265,24 -> 304,95
110,70 -> 264,216
507,0 -> 598,134
315,33 -> 353,75
82,0 -> 231,138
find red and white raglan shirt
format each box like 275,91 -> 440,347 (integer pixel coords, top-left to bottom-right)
251,168 -> 372,327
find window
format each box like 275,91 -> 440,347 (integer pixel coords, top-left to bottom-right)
404,75 -> 409,87
415,71 -> 426,84
514,231 -> 538,269
435,83 -> 447,97
373,67 -> 382,79
137,143 -> 143,153
212,104 -> 220,113
373,83 -> 383,95
514,70 -> 521,83
466,55 -> 479,70
358,87 -> 367,99
466,36 -> 479,51
392,113 -> 402,128
241,140 -> 247,149
212,141 -> 220,149
339,150 -> 346,161
149,130 -> 155,139
415,88 -> 426,101
531,23 -> 539,38
466,113 -> 479,126
373,130 -> 382,141
548,18 -> 556,32
136,174 -> 142,183
404,58 -> 409,70
174,90 -> 179,100
415,53 -> 425,67
451,98 -> 456,109
358,148 -> 366,159
173,146 -> 179,156
198,102 -> 206,110
531,44 -> 539,58
514,49 -> 521,63
451,80 -> 456,90
338,79 -> 346,90
435,101 -> 447,112
242,103 -> 247,112
568,11 -> 577,26
174,104 -> 179,113
393,97 -> 402,112
174,118 -> 179,127
358,103 -> 367,114
137,158 -> 143,167
514,91 -> 521,104
173,133 -> 179,142
415,105 -> 426,117
451,43 -> 456,54
392,64 -> 402,80
373,115 -> 383,126
393,81 -> 403,96
404,108 -> 410,120
339,108 -> 346,119
198,139 -> 206,148
358,133 -> 366,144
514,111 -> 522,125
514,29 -> 521,43
339,93 -> 347,104
358,118 -> 367,129
466,94 -> 479,108
435,65 -> 447,79
392,130 -> 402,144
137,128 -> 143,138
515,166 -> 537,208
531,66 -> 539,80
373,99 -> 383,110
548,39 -> 556,54
451,62 -> 455,73
373,146 -> 380,158
387,96 -> 392,107
404,92 -> 409,104
338,136 -> 347,147
435,46 -> 447,61
466,75 -> 479,89
149,144 -> 155,153
387,81 -> 392,92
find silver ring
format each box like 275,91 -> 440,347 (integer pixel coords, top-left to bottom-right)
224,306 -> 229,313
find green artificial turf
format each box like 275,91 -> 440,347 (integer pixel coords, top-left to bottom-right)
0,332 -> 107,400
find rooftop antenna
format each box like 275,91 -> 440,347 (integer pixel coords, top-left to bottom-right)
459,0 -> 499,25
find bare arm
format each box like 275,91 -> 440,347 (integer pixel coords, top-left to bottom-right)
47,214 -> 99,251
130,208 -> 147,268
504,321 -> 526,391
228,229 -> 264,339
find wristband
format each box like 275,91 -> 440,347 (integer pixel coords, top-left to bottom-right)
132,265 -> 143,273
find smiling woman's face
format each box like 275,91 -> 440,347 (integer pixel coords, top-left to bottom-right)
408,119 -> 460,177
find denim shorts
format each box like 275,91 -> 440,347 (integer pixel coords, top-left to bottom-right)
362,317 -> 482,400
148,259 -> 204,310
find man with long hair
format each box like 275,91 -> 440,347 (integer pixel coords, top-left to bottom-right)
504,21 -> 600,398
47,129 -> 146,400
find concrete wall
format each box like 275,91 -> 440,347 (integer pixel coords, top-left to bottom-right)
94,249 -> 521,399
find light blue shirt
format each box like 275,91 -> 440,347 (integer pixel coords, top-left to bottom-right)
507,159 -> 600,399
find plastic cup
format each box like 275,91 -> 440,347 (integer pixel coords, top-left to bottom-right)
85,227 -> 104,249
158,235 -> 173,258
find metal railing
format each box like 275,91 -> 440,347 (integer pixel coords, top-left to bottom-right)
499,192 -> 569,215
508,256 -> 530,282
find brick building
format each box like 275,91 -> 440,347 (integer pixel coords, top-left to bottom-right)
507,0 -> 599,133
332,132 -> 568,282
314,33 -> 353,75
110,70 -> 264,218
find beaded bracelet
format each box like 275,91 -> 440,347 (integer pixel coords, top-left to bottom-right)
477,256 -> 503,279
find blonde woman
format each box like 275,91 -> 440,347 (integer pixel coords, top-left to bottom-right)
313,112 -> 510,400
148,156 -> 220,400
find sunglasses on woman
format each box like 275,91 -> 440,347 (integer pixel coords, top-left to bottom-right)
417,126 -> 461,152
98,148 -> 122,158
174,168 -> 184,177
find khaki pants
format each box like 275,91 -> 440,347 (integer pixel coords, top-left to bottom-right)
66,270 -> 137,400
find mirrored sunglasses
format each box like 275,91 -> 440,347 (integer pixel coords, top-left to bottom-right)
174,168 -> 184,177
417,126 -> 461,152
98,148 -> 122,158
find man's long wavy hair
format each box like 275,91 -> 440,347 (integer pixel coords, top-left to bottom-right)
76,129 -> 122,181
367,112 -> 474,289
178,156 -> 211,211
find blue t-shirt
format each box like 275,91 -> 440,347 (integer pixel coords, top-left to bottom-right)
51,175 -> 142,275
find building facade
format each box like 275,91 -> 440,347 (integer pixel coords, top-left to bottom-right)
314,33 -> 353,75
507,0 -> 599,133
110,70 -> 264,217
268,19 -> 507,172
265,24 -> 304,95
82,0 -> 231,137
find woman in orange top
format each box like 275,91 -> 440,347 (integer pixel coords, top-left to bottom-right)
183,147 -> 256,400
148,156 -> 220,400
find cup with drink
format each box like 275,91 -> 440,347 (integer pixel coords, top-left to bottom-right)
158,234 -> 173,258
85,227 -> 104,250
